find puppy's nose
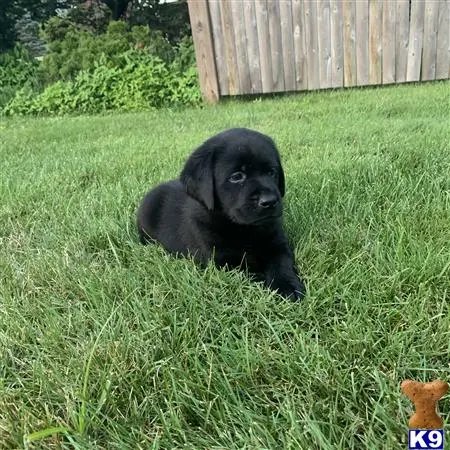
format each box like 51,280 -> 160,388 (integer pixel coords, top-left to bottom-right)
258,194 -> 278,208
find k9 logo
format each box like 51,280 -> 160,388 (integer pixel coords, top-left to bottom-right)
408,429 -> 444,450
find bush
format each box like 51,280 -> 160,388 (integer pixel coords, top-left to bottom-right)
170,35 -> 197,73
39,19 -> 177,84
168,66 -> 202,106
2,16 -> 201,117
3,50 -> 201,116
0,44 -> 40,107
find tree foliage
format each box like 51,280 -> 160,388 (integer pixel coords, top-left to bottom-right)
0,0 -> 73,51
1,0 -> 191,52
14,12 -> 46,56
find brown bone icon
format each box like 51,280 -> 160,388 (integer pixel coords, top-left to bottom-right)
401,379 -> 448,429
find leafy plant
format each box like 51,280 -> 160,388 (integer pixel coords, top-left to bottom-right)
39,19 -> 179,84
0,43 -> 40,107
2,15 -> 201,116
3,50 -> 201,116
170,35 -> 197,73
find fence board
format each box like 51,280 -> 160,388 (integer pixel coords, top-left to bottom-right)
343,0 -> 357,86
369,0 -> 383,85
395,0 -> 410,82
318,0 -> 332,88
280,0 -> 296,92
230,0 -> 251,93
407,0 -> 426,81
436,0 -> 450,79
330,0 -> 344,87
304,0 -> 320,90
422,0 -> 440,80
187,0 -> 219,103
268,1 -> 285,92
383,0 -> 396,84
292,0 -> 308,90
243,0 -> 262,93
208,0 -> 228,96
356,0 -> 369,85
255,0 -> 273,93
219,0 -> 239,94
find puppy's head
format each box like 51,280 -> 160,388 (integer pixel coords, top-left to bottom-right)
180,128 -> 285,225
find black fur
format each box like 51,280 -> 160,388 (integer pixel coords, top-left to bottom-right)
137,128 -> 305,300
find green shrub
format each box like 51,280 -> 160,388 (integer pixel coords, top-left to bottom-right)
2,17 -> 201,117
39,19 -> 126,83
39,19 -> 177,84
2,87 -> 37,115
0,44 -> 40,107
39,15 -> 77,43
3,50 -> 201,116
168,66 -> 202,106
170,35 -> 197,73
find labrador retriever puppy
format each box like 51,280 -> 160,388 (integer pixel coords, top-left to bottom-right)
137,128 -> 305,300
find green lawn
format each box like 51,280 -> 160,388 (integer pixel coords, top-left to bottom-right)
1,82 -> 449,449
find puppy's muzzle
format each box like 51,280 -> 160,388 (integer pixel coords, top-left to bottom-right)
258,193 -> 279,209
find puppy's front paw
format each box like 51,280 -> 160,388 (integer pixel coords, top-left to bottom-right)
270,276 -> 306,301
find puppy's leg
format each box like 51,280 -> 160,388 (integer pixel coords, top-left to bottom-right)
264,247 -> 306,301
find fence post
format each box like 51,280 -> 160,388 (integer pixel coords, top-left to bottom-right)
187,0 -> 220,103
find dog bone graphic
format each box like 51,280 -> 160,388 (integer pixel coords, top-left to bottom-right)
401,379 -> 448,429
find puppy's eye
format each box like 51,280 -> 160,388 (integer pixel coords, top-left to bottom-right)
228,171 -> 246,183
268,169 -> 277,177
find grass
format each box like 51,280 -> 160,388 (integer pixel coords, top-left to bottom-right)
0,81 -> 449,449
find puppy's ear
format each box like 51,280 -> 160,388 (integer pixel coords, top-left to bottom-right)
180,142 -> 217,210
265,135 -> 285,197
278,162 -> 286,197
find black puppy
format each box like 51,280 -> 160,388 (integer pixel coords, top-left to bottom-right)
137,128 -> 305,300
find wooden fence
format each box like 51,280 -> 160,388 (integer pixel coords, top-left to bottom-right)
187,0 -> 450,102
